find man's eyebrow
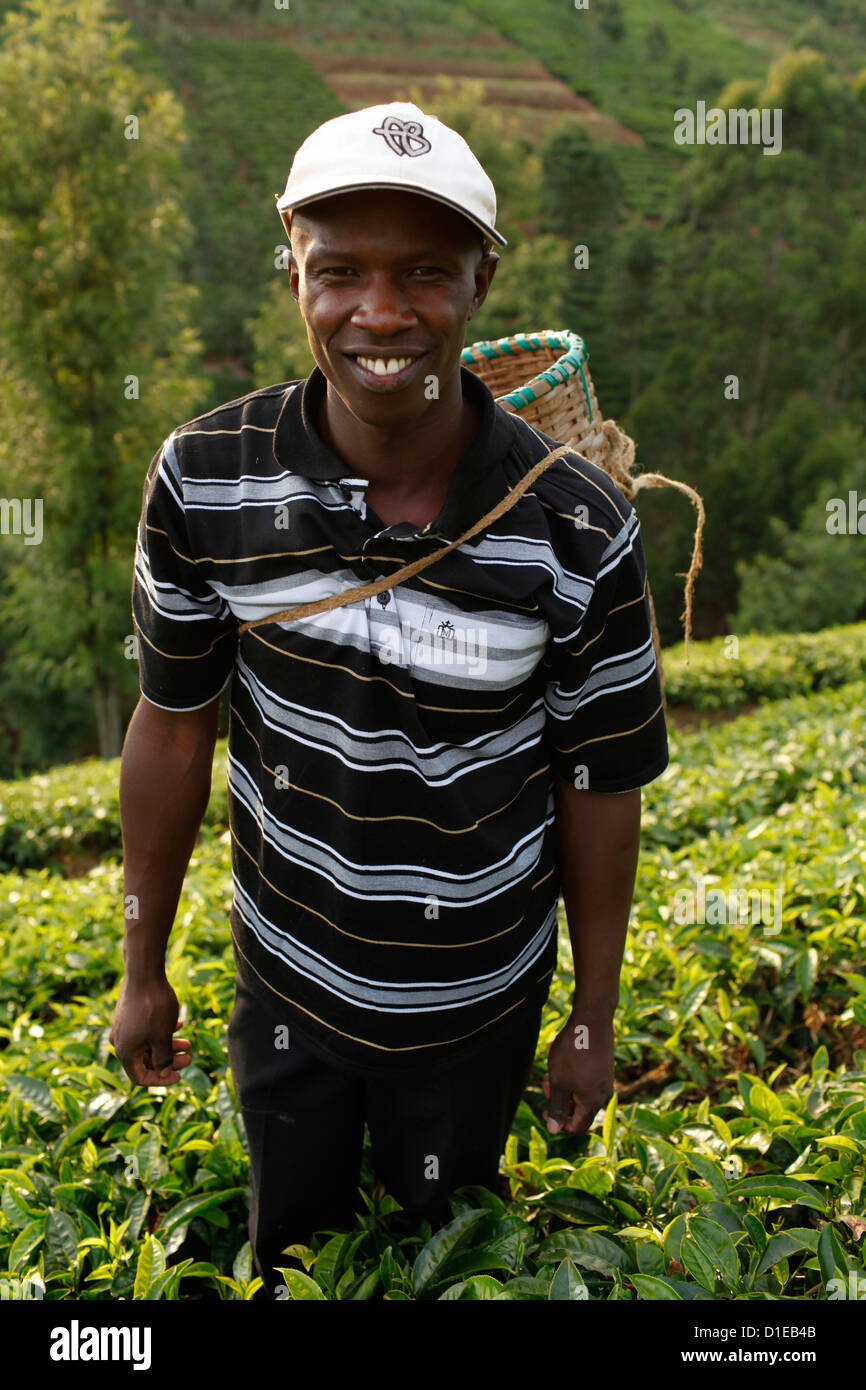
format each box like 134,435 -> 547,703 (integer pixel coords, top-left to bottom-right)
300,243 -> 354,257
302,245 -> 463,263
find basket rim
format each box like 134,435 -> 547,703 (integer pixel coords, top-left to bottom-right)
461,329 -> 594,422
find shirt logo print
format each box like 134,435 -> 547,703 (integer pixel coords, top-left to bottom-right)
372,116 -> 432,158
436,619 -> 455,639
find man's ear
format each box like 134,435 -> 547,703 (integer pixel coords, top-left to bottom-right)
468,251 -> 499,320
287,250 -> 300,303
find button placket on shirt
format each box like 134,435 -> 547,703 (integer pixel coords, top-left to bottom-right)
337,479 -> 450,666
363,527 -> 415,665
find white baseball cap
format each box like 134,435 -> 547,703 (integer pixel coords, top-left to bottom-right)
275,101 -> 507,252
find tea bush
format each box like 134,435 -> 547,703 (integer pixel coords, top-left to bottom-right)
0,677 -> 863,1298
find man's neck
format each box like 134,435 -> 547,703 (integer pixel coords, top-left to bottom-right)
317,369 -> 480,498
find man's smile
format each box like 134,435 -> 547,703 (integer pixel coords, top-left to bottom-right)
342,349 -> 429,390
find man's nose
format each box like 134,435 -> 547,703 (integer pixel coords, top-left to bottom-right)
350,275 -> 416,334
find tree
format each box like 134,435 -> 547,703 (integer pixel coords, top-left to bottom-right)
538,119 -> 627,410
734,453 -> 866,634
671,54 -> 689,93
0,0 -> 209,759
791,18 -> 832,54
645,22 -> 669,65
601,223 -> 659,402
599,0 -> 626,43
246,270 -> 317,390
625,50 -> 866,636
540,119 -> 624,239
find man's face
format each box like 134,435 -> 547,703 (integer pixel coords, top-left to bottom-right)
287,188 -> 499,428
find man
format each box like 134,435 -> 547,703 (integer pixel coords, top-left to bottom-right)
111,102 -> 669,1296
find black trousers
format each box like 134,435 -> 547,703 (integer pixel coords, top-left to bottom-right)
227,971 -> 544,1296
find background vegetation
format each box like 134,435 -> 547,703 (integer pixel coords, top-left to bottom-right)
1,629 -> 864,1299
0,0 -> 864,769
0,0 -> 863,1304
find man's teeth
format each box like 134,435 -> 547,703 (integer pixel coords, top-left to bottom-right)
355,355 -> 416,376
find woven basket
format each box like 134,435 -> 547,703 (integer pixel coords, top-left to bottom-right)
462,329 -> 706,695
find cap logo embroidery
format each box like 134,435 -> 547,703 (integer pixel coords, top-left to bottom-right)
372,116 -> 432,158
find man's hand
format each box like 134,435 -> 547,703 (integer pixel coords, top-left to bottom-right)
542,1011 -> 615,1136
110,974 -> 191,1087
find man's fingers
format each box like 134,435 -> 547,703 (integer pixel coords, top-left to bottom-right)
145,1037 -> 177,1069
544,1093 -> 602,1136
135,1051 -> 182,1086
117,1036 -> 193,1087
144,1068 -> 180,1086
561,1100 -> 595,1135
544,1085 -> 574,1133
127,1056 -> 170,1087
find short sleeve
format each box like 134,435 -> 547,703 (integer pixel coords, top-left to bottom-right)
131,433 -> 236,711
543,502 -> 669,792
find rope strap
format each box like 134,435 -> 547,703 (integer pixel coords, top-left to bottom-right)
630,471 -> 705,668
237,443 -> 576,635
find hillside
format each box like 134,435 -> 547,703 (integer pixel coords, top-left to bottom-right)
109,0 -> 866,396
1,0 -> 864,774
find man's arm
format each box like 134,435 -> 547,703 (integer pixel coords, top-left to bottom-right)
542,778 -> 642,1135
110,693 -> 221,1087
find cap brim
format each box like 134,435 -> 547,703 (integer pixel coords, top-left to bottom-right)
276,182 -> 506,248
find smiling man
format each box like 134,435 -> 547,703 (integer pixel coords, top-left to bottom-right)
113,102 -> 669,1298
288,183 -> 494,533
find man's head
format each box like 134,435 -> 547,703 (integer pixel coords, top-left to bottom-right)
275,102 -> 504,428
286,188 -> 498,429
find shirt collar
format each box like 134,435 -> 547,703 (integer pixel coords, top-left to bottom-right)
273,362 -> 514,542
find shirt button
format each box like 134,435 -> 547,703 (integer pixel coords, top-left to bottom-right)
376,591 -> 391,607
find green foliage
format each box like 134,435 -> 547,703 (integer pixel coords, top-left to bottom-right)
791,18 -> 833,54
600,0 -> 627,44
122,18 -> 341,362
600,221 -> 660,403
468,235 -> 571,346
3,628 -> 866,869
642,678 -> 866,854
540,119 -> 625,238
0,0 -> 209,760
3,0 -> 866,767
245,276 -> 316,390
733,458 -> 866,634
0,665 -> 865,1298
462,0 -> 774,155
660,622 -> 866,709
0,746 -> 229,873
626,51 -> 866,634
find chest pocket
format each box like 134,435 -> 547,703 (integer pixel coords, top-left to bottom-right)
407,600 -> 550,690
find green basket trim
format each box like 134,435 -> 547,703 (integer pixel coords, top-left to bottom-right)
462,330 -> 593,421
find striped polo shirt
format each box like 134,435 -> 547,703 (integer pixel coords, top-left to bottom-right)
131,362 -> 669,1076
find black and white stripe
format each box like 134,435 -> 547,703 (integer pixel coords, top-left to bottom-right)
131,365 -> 668,1073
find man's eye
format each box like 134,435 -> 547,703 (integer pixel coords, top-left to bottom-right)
411,266 -> 444,276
